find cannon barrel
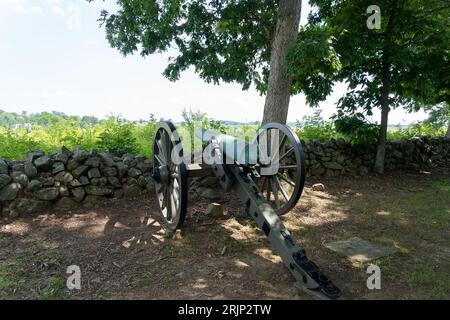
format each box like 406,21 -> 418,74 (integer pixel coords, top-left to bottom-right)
196,129 -> 259,165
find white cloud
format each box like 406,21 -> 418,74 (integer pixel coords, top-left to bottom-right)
51,5 -> 66,16
39,89 -> 79,99
0,43 -> 14,50
0,0 -> 43,14
65,3 -> 81,30
44,1 -> 82,30
114,58 -> 127,65
40,90 -> 68,99
45,0 -> 66,16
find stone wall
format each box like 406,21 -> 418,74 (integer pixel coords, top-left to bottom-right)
303,136 -> 450,177
1,136 -> 449,219
0,147 -> 154,219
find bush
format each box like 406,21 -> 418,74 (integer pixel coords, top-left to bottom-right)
209,119 -> 229,134
295,110 -> 342,141
388,122 -> 447,140
180,108 -> 231,156
132,114 -> 157,158
0,128 -> 48,159
333,113 -> 379,145
97,116 -> 139,156
57,120 -> 99,151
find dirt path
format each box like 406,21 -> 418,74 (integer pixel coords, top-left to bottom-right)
1,170 -> 449,299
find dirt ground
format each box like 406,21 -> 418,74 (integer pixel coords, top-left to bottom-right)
1,169 -> 449,300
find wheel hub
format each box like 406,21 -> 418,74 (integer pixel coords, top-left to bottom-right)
153,165 -> 170,184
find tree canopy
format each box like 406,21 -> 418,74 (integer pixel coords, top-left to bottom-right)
307,0 -> 449,114
93,0 -> 278,93
301,0 -> 450,172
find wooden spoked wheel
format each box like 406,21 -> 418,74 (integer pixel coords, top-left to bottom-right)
253,123 -> 306,216
152,121 -> 188,231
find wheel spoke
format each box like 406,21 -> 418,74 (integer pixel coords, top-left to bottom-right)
280,147 -> 294,161
275,176 -> 289,201
163,131 -> 172,165
270,177 -> 280,209
165,186 -> 171,220
160,184 -> 167,205
279,165 -> 298,170
278,173 -> 295,187
157,184 -> 164,205
266,177 -> 271,201
154,154 -> 166,166
280,133 -> 288,148
156,136 -> 166,163
260,177 -> 267,198
265,177 -> 271,199
172,179 -> 180,212
170,185 -> 177,216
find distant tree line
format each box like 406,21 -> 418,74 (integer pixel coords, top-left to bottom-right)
0,110 -> 157,128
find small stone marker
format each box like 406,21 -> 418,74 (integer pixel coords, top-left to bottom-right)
312,183 -> 325,192
206,203 -> 224,217
324,237 -> 397,262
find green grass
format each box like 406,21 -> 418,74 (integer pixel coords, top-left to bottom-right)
387,123 -> 447,140
409,264 -> 450,299
432,179 -> 450,193
40,276 -> 66,299
349,177 -> 449,228
0,243 -> 66,299
127,272 -> 153,288
336,176 -> 450,298
0,257 -> 27,293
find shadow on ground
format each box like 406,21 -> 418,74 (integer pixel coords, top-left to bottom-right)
0,168 -> 449,299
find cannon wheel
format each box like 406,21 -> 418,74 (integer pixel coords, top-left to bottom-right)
253,123 -> 306,216
152,121 -> 188,231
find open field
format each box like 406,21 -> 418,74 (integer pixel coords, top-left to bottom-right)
1,169 -> 448,300
1,110 -> 447,160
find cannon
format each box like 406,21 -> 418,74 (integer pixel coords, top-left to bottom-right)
152,121 -> 341,299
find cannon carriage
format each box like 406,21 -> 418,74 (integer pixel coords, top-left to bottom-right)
152,121 -> 341,299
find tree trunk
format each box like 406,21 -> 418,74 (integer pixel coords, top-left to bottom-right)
374,0 -> 399,174
446,122 -> 450,139
374,59 -> 391,175
262,0 -> 302,125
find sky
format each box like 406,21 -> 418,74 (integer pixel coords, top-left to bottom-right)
0,0 -> 428,124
